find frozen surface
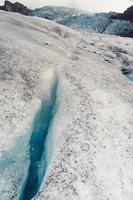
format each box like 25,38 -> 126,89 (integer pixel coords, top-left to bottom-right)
0,10 -> 133,200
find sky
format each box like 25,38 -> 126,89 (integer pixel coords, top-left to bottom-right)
0,0 -> 133,12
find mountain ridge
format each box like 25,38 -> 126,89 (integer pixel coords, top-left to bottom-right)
0,0 -> 32,15
112,5 -> 133,22
0,1 -> 133,37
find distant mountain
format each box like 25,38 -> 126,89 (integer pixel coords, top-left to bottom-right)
0,0 -> 32,15
112,5 -> 133,22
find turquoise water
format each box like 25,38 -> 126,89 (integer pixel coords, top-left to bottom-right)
121,67 -> 133,82
19,75 -> 58,200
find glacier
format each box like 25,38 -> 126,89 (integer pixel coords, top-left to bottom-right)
0,10 -> 133,200
31,6 -> 133,38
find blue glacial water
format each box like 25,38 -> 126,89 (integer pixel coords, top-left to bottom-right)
19,75 -> 58,200
121,67 -> 133,82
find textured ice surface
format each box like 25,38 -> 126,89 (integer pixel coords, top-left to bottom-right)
31,6 -> 133,38
0,10 -> 133,200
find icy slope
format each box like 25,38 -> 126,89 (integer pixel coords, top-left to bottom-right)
31,6 -> 113,34
0,10 -> 133,200
31,6 -> 133,37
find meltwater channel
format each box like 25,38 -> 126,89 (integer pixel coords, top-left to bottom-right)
19,74 -> 58,200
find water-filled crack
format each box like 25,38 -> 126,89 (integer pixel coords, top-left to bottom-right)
121,66 -> 133,81
19,73 -> 58,200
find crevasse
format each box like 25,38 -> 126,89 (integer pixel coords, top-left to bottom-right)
19,73 -> 58,200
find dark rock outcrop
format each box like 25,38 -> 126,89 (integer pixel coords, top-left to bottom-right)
112,5 -> 133,22
0,1 -> 32,15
